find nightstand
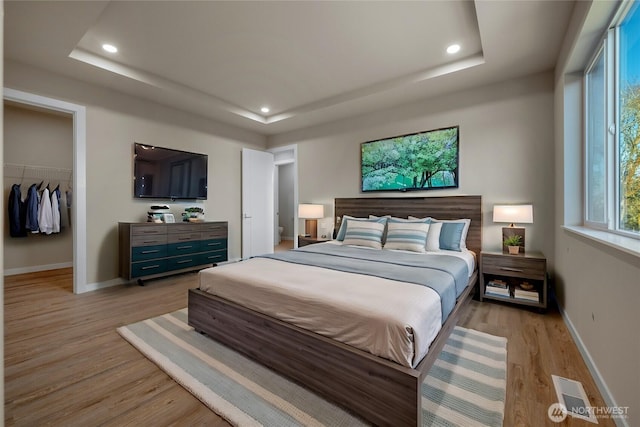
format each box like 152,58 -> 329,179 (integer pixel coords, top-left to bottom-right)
298,236 -> 330,247
480,251 -> 547,310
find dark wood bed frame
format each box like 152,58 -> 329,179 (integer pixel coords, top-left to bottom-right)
188,195 -> 482,426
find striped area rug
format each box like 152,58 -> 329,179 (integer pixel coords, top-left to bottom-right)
118,309 -> 507,426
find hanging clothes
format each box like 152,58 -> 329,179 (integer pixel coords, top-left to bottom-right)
8,184 -> 27,237
25,183 -> 40,233
51,186 -> 61,233
38,186 -> 54,235
54,185 -> 63,230
66,189 -> 72,229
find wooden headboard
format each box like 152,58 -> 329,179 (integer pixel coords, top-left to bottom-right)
334,196 -> 482,255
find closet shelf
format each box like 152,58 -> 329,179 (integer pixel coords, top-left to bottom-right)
4,163 -> 73,183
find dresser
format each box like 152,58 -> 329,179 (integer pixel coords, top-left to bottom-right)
119,221 -> 228,284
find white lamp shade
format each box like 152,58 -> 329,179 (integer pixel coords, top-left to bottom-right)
493,204 -> 533,224
298,204 -> 324,219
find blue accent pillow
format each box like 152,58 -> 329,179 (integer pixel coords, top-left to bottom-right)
439,222 -> 465,251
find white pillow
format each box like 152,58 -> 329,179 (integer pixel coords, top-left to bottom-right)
384,221 -> 430,253
335,215 -> 367,241
385,216 -> 429,223
425,222 -> 443,252
342,219 -> 385,249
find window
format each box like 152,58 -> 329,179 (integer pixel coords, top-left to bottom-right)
585,48 -> 607,226
618,2 -> 640,234
585,1 -> 640,238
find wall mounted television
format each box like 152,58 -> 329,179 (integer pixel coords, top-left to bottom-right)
133,143 -> 208,200
360,125 -> 459,192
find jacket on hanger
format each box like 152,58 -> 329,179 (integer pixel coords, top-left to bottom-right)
51,187 -> 61,233
8,184 -> 27,237
25,183 -> 39,233
39,186 -> 53,235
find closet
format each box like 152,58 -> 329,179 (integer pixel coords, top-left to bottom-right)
3,102 -> 74,277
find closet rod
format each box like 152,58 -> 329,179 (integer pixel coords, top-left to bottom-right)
3,162 -> 73,173
3,163 -> 73,183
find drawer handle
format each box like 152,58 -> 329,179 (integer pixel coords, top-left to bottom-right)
143,241 -> 157,244
178,237 -> 192,241
177,259 -> 192,264
141,264 -> 160,270
207,242 -> 221,246
177,245 -> 193,250
141,250 -> 159,254
499,267 -> 524,273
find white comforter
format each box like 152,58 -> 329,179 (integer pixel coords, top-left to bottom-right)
199,255 -> 448,368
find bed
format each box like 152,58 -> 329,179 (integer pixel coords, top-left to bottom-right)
188,195 -> 482,426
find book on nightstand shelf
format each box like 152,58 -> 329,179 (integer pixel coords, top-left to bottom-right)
488,279 -> 507,287
486,279 -> 510,297
513,285 -> 539,301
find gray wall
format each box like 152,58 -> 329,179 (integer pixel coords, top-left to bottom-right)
270,71 -> 556,258
552,2 -> 639,423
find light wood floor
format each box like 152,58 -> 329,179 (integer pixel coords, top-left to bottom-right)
5,268 -> 614,426
275,239 -> 294,252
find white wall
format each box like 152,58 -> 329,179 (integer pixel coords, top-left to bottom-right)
270,72 -> 556,257
4,60 -> 266,286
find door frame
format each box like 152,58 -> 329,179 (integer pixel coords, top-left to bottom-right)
268,144 -> 298,246
3,88 -> 87,294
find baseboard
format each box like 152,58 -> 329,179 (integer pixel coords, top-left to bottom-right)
4,262 -> 73,276
557,301 -> 629,427
81,277 -> 127,293
81,261 -> 242,293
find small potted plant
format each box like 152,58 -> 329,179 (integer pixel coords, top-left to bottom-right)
503,234 -> 523,254
183,206 -> 204,222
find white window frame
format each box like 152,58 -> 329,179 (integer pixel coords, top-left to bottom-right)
583,42 -> 610,230
583,4 -> 640,241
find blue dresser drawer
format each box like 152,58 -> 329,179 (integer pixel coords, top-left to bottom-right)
131,259 -> 167,278
199,250 -> 228,265
200,238 -> 227,252
168,241 -> 200,256
167,254 -> 200,271
132,244 -> 167,261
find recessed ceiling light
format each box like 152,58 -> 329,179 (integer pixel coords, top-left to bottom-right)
102,44 -> 118,53
261,106 -> 270,114
446,44 -> 461,54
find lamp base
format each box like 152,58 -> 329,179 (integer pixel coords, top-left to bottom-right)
502,227 -> 525,254
305,219 -> 318,238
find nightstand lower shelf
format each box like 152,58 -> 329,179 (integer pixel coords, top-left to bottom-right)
480,251 -> 548,310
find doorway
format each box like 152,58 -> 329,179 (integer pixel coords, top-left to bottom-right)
3,88 -> 87,294
271,145 -> 297,252
275,163 -> 295,252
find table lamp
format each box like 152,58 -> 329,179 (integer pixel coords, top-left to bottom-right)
493,204 -> 533,254
298,204 -> 324,238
